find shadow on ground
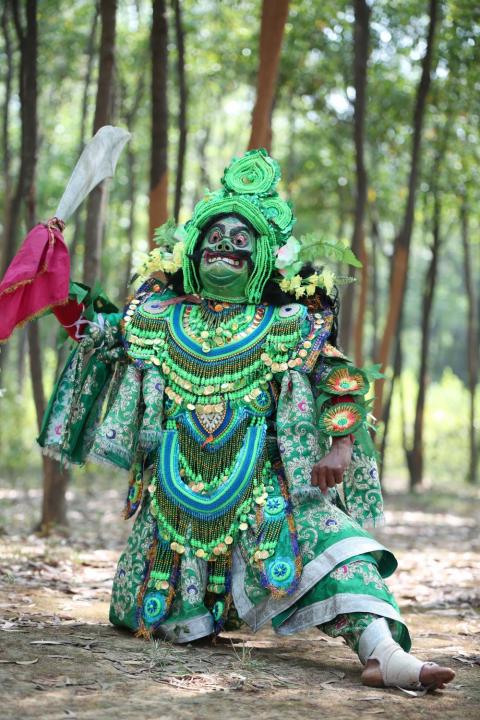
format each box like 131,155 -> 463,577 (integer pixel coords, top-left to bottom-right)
0,479 -> 479,720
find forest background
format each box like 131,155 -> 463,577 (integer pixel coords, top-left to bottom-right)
0,0 -> 479,532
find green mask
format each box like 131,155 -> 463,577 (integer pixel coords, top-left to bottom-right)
198,215 -> 257,303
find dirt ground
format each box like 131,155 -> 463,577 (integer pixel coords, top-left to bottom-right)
0,478 -> 479,720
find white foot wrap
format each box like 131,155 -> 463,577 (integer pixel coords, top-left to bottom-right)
358,617 -> 391,664
369,638 -> 436,689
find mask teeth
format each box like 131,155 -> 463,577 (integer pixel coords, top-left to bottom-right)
206,254 -> 243,268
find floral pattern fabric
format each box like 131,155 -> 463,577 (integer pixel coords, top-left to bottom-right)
90,363 -> 143,470
41,301 -> 405,656
277,369 -> 384,527
321,611 -> 405,654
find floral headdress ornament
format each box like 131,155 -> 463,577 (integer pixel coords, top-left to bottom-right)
274,233 -> 362,299
135,219 -> 185,279
135,149 -> 361,299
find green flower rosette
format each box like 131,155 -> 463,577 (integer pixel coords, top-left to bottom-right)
318,402 -> 366,437
318,365 -> 370,397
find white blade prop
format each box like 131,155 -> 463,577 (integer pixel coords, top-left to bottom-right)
55,125 -> 131,223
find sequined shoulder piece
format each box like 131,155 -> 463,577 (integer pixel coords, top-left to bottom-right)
288,309 -> 333,373
122,282 -> 177,366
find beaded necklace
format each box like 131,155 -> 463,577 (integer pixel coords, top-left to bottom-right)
122,289 -> 331,625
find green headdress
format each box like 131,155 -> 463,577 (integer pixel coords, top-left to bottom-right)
182,148 -> 296,303
136,149 -> 360,302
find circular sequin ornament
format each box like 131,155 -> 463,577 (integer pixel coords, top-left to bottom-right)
319,402 -> 365,436
212,600 -> 225,622
324,517 -> 338,529
142,591 -> 166,625
142,297 -> 169,315
321,366 -> 369,396
264,496 -> 286,520
128,482 -> 141,505
279,303 -> 302,318
265,556 -> 295,589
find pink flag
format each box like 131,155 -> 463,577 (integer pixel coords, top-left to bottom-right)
0,218 -> 70,343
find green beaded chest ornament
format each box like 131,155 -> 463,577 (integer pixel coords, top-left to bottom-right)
122,291 -> 319,606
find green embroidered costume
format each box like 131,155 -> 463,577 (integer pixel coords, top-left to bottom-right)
39,150 -> 410,654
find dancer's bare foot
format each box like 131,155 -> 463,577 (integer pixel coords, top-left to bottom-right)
362,657 -> 455,690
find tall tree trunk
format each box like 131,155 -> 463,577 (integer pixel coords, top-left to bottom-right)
123,144 -> 137,295
82,0 -> 116,286
0,2 -> 14,375
340,0 -> 370,360
379,329 -> 403,488
461,194 -> 479,484
70,2 -> 99,275
247,0 -> 289,152
374,0 -> 439,423
172,0 -> 187,222
120,70 -> 145,295
1,2 -> 14,276
28,321 -> 69,532
406,114 -> 452,489
407,190 -> 442,489
149,0 -> 169,246
8,0 -> 38,264
44,4 -> 99,527
11,0 -> 39,413
369,215 -> 380,362
12,0 -> 69,532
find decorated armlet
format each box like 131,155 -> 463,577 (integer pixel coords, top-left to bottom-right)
315,358 -> 380,438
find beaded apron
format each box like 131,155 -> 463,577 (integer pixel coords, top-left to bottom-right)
122,283 -> 332,633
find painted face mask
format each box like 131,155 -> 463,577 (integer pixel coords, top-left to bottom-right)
182,149 -> 295,304
198,215 -> 257,303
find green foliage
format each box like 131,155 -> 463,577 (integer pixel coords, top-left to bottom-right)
0,0 -> 479,489
386,369 -> 478,486
152,218 -> 179,249
300,233 -> 362,268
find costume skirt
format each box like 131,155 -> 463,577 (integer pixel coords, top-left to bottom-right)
109,490 -> 410,651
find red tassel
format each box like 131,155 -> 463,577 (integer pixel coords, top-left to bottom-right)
0,218 -> 70,342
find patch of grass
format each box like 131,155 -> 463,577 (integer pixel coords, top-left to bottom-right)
230,640 -> 267,673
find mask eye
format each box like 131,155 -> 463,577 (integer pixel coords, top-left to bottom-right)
208,229 -> 221,244
232,233 -> 248,248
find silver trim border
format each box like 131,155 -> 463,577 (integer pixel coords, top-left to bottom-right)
232,536 -> 390,631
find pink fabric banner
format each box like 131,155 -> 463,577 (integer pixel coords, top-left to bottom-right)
0,218 -> 70,343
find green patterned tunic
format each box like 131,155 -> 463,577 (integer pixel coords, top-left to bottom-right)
38,280 -> 409,650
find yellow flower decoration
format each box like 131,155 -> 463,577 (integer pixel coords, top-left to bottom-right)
319,267 -> 335,296
172,241 -> 185,266
276,266 -> 338,299
135,241 -> 184,279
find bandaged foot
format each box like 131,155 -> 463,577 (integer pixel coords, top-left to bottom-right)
361,637 -> 455,691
